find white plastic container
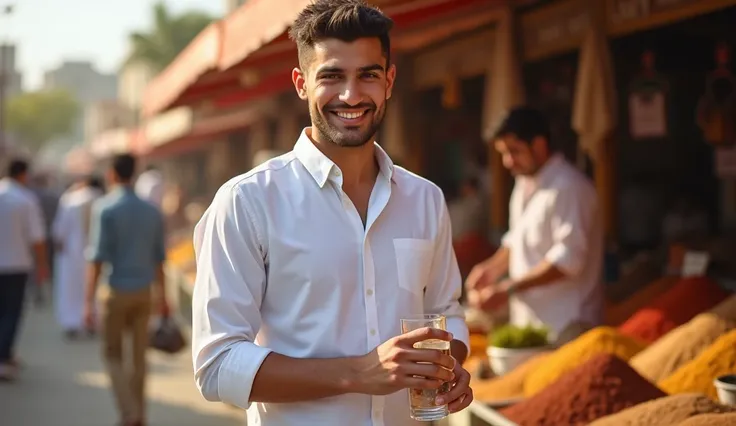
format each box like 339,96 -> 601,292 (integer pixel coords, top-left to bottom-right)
714,375 -> 736,407
486,345 -> 550,376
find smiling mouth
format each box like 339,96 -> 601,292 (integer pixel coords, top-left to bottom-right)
331,110 -> 370,123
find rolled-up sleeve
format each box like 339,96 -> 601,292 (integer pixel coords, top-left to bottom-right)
544,188 -> 597,277
424,193 -> 470,354
191,183 -> 271,409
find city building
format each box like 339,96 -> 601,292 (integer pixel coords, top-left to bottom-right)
0,44 -> 23,98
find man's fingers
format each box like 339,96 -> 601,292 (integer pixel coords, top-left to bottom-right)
447,388 -> 473,412
400,327 -> 453,345
437,367 -> 471,406
403,361 -> 455,382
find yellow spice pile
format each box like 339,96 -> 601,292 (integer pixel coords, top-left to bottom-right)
659,329 -> 736,400
631,313 -> 735,382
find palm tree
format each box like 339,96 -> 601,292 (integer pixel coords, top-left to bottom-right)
125,2 -> 213,72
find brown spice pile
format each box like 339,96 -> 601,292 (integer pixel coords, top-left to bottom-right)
500,354 -> 665,426
524,327 -> 646,396
472,352 -> 550,402
659,329 -> 736,400
678,413 -> 736,425
588,393 -> 736,426
630,313 -> 735,382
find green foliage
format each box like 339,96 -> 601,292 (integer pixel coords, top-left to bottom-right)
489,324 -> 550,349
5,89 -> 80,152
125,2 -> 213,72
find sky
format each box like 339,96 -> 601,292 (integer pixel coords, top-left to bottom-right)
1,0 -> 226,90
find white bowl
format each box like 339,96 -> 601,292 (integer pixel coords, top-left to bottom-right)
714,375 -> 736,406
486,345 -> 550,376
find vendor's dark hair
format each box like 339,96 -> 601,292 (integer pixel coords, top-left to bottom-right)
289,0 -> 394,70
492,106 -> 554,150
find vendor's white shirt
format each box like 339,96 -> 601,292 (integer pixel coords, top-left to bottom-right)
192,128 -> 469,426
502,155 -> 603,338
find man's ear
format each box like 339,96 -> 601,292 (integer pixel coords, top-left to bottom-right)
292,68 -> 308,100
385,63 -> 396,100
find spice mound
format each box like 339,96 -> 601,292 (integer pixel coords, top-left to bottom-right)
677,413 -> 736,426
523,326 -> 646,396
501,354 -> 665,426
606,276 -> 678,326
659,329 -> 736,400
472,352 -> 550,402
631,313 -> 735,382
588,393 -> 736,426
618,277 -> 730,343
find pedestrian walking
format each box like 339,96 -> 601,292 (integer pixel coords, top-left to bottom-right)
84,154 -> 169,426
52,175 -> 103,338
191,1 -> 472,425
0,159 -> 50,381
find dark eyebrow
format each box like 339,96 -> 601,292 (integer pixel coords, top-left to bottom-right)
316,66 -> 345,75
359,64 -> 385,73
315,64 -> 385,75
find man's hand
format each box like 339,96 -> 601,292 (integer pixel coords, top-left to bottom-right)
465,258 -> 504,294
353,327 -> 456,396
467,279 -> 512,311
83,301 -> 95,331
436,360 -> 473,413
36,264 -> 49,287
159,297 -> 170,318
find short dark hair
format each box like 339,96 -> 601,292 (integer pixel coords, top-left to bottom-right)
289,0 -> 394,70
8,159 -> 28,179
492,106 -> 553,149
111,154 -> 136,182
86,175 -> 104,190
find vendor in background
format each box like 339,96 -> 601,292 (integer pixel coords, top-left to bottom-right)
465,107 -> 604,344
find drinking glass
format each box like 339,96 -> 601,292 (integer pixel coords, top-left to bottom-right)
400,314 -> 451,422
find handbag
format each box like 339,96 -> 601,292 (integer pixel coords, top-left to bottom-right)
149,316 -> 186,355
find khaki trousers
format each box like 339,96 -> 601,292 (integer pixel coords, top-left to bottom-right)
102,286 -> 151,424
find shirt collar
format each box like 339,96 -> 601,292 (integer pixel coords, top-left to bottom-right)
293,127 -> 395,188
530,154 -> 565,187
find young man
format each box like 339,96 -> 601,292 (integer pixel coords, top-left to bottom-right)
0,159 -> 49,381
465,107 -> 604,344
53,175 -> 103,338
85,155 -> 168,426
191,1 -> 472,425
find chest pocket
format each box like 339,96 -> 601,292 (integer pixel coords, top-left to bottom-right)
393,238 -> 434,295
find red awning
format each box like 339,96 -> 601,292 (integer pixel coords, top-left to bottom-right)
218,0 -> 312,70
141,21 -> 224,118
143,107 -> 260,160
142,0 -> 502,119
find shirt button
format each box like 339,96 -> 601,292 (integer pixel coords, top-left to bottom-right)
333,169 -> 341,176
370,329 -> 376,336
366,289 -> 373,296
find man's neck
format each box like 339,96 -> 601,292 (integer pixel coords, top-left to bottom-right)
309,128 -> 379,186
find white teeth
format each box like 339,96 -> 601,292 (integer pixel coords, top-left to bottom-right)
336,111 -> 365,119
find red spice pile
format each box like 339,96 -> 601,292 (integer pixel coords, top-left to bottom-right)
618,277 -> 730,343
500,354 -> 665,426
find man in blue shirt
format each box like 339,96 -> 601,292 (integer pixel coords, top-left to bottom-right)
84,154 -> 169,426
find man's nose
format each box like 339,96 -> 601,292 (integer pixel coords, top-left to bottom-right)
338,80 -> 362,106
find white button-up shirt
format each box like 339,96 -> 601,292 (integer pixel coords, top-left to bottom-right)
502,155 -> 603,338
192,129 -> 469,426
0,178 -> 46,273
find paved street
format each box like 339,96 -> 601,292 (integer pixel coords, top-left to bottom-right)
0,303 -> 244,426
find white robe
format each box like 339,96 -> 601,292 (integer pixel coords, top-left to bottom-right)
52,187 -> 101,330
